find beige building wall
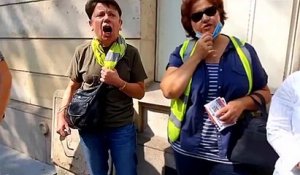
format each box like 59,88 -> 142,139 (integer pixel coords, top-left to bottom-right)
0,0 -> 157,164
2,0 -> 298,172
0,0 -> 155,109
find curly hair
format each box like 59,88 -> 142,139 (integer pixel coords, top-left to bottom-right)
181,0 -> 227,38
85,0 -> 122,19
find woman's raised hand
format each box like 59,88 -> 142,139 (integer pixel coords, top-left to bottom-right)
193,33 -> 215,60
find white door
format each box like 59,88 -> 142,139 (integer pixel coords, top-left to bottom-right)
155,0 -> 186,81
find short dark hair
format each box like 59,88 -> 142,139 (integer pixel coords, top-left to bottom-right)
181,0 -> 227,38
85,0 -> 122,19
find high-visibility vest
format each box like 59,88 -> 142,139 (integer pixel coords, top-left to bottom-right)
168,36 -> 253,142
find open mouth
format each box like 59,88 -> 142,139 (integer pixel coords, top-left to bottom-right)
103,25 -> 112,33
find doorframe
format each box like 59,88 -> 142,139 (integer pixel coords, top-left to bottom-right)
284,0 -> 300,77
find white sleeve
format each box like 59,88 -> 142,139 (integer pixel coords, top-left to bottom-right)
267,72 -> 300,171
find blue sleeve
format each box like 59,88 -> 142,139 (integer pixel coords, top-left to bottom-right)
166,44 -> 184,69
245,43 -> 268,91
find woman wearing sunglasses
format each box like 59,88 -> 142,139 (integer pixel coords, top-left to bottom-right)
160,0 -> 271,174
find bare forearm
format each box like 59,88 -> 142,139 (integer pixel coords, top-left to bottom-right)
235,86 -> 271,111
252,87 -> 272,104
0,68 -> 12,119
160,56 -> 201,99
59,80 -> 81,112
56,80 -> 80,136
119,81 -> 145,99
160,70 -> 191,99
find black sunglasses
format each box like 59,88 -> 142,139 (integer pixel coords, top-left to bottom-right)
191,6 -> 217,22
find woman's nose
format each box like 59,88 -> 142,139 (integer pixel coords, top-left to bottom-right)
103,13 -> 110,22
202,14 -> 210,22
103,13 -> 109,19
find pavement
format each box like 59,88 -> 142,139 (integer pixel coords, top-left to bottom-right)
0,144 -> 56,175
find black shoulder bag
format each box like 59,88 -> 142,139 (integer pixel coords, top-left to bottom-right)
66,82 -> 107,130
66,36 -> 127,130
228,93 -> 279,171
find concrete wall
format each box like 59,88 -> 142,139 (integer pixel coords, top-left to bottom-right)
0,0 -> 155,109
0,0 -> 157,165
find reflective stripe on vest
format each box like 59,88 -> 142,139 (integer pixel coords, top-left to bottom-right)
168,39 -> 196,142
167,36 -> 253,142
229,36 -> 253,95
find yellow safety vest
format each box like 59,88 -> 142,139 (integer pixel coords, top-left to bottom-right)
168,36 -> 253,142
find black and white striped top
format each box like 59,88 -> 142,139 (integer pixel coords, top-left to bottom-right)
172,63 -> 230,164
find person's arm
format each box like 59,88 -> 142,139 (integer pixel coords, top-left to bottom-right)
217,86 -> 271,124
267,72 -> 300,171
217,42 -> 271,124
100,45 -> 147,100
160,62 -> 200,99
160,33 -> 213,99
56,80 -> 81,137
100,67 -> 145,99
242,42 -> 272,108
116,79 -> 145,100
0,60 -> 12,121
233,86 -> 271,110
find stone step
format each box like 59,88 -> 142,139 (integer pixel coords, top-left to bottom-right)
137,134 -> 176,175
0,144 -> 56,175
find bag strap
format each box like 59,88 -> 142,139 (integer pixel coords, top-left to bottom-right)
79,77 -> 107,94
249,93 -> 268,119
251,92 -> 266,105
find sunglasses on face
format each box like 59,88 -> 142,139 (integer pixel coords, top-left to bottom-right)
191,6 -> 217,22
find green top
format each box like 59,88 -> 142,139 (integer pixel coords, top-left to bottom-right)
68,41 -> 147,128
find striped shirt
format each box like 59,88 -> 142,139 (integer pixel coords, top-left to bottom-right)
172,63 -> 231,164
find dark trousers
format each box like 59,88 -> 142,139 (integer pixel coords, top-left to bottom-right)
173,149 -> 251,175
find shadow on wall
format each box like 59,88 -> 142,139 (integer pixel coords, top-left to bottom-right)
0,0 -> 89,108
163,147 -> 177,175
0,100 -> 53,164
137,131 -> 160,175
0,0 -> 89,164
136,113 -> 177,175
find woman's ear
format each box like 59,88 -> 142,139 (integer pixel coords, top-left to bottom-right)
89,20 -> 94,31
119,19 -> 123,30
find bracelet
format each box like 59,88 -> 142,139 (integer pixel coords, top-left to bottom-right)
119,81 -> 127,91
